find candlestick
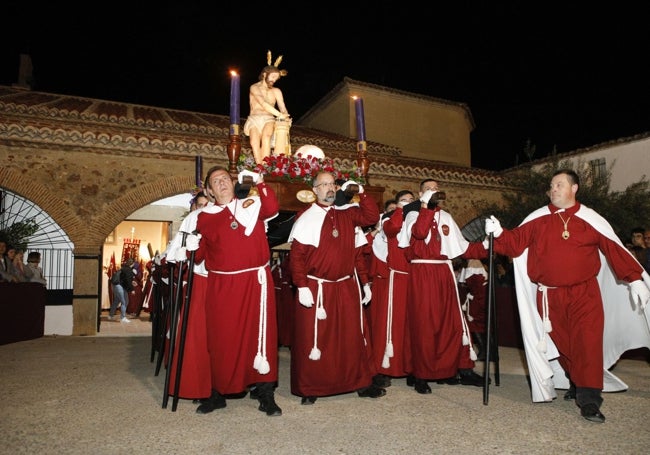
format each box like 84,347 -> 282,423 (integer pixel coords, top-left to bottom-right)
353,96 -> 366,142
230,70 -> 240,135
195,155 -> 203,188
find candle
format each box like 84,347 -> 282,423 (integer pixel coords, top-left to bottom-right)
230,70 -> 240,127
195,155 -> 203,188
354,96 -> 366,142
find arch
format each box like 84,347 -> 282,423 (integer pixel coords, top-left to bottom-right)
73,175 -> 196,250
0,167 -> 84,239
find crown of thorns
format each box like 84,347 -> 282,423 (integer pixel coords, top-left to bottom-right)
266,50 -> 288,77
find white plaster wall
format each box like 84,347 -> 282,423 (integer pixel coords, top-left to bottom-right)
44,305 -> 73,336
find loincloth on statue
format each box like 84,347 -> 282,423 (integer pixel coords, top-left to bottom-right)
243,114 -> 275,136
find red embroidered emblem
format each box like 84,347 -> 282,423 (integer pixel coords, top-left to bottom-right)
441,225 -> 450,236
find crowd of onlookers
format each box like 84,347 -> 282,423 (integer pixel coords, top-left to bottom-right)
626,227 -> 650,273
0,239 -> 46,286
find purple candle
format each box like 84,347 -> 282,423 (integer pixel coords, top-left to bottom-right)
354,96 -> 366,142
230,70 -> 240,126
195,155 -> 203,187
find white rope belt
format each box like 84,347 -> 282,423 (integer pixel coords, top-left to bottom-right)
305,274 -> 352,361
382,268 -> 408,368
410,259 -> 450,265
210,263 -> 271,374
535,283 -> 556,353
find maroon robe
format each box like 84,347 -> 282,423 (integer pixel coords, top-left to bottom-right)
289,193 -> 379,398
194,183 -> 280,394
405,206 -> 475,380
368,207 -> 412,378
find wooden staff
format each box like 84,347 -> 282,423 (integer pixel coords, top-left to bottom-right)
483,232 -> 501,404
171,237 -> 198,412
162,232 -> 188,409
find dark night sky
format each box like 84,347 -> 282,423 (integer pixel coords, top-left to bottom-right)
3,2 -> 649,170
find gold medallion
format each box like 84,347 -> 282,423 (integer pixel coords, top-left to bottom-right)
562,230 -> 570,240
332,228 -> 339,238
230,221 -> 239,230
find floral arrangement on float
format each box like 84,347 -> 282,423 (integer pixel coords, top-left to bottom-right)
236,145 -> 365,187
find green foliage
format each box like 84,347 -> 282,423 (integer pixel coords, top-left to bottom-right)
473,157 -> 650,243
0,218 -> 39,251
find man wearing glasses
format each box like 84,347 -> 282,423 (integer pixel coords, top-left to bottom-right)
288,171 -> 385,405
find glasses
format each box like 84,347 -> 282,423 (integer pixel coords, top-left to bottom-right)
314,182 -> 336,188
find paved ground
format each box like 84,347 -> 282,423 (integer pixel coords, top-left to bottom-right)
1,329 -> 649,454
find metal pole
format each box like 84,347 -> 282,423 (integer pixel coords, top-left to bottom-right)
483,232 -> 495,405
171,246 -> 197,412
154,262 -> 174,376
162,232 -> 188,409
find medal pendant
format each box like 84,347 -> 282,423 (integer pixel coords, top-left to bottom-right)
230,221 -> 239,230
562,230 -> 570,240
332,228 -> 339,238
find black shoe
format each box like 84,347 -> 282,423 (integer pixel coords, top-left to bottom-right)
414,378 -> 432,394
192,397 -> 210,404
580,403 -> 605,423
459,370 -> 489,387
357,384 -> 387,398
301,396 -> 317,405
249,387 -> 259,400
435,376 -> 460,385
195,391 -> 226,414
564,389 -> 576,401
258,396 -> 282,416
373,374 -> 392,388
406,375 -> 415,387
224,391 -> 248,399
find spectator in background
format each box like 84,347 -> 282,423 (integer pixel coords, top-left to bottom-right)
109,258 -> 135,323
190,191 -> 210,212
12,248 -> 27,282
24,251 -> 47,286
3,244 -> 23,282
0,240 -> 18,282
628,227 -> 647,264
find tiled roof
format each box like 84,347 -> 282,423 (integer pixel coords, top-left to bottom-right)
0,85 -> 505,188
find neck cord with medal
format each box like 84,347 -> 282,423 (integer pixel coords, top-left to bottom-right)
320,204 -> 339,238
226,200 -> 238,230
556,209 -> 571,240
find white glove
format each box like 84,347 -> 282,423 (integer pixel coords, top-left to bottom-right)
361,283 -> 372,305
341,180 -> 364,194
238,169 -> 260,184
185,233 -> 201,252
485,215 -> 503,238
298,287 -> 314,308
173,247 -> 188,262
630,280 -> 650,309
420,189 -> 435,204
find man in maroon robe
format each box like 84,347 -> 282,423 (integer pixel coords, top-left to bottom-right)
186,166 -> 282,416
484,169 -> 650,423
288,171 -> 384,404
368,190 -> 415,387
